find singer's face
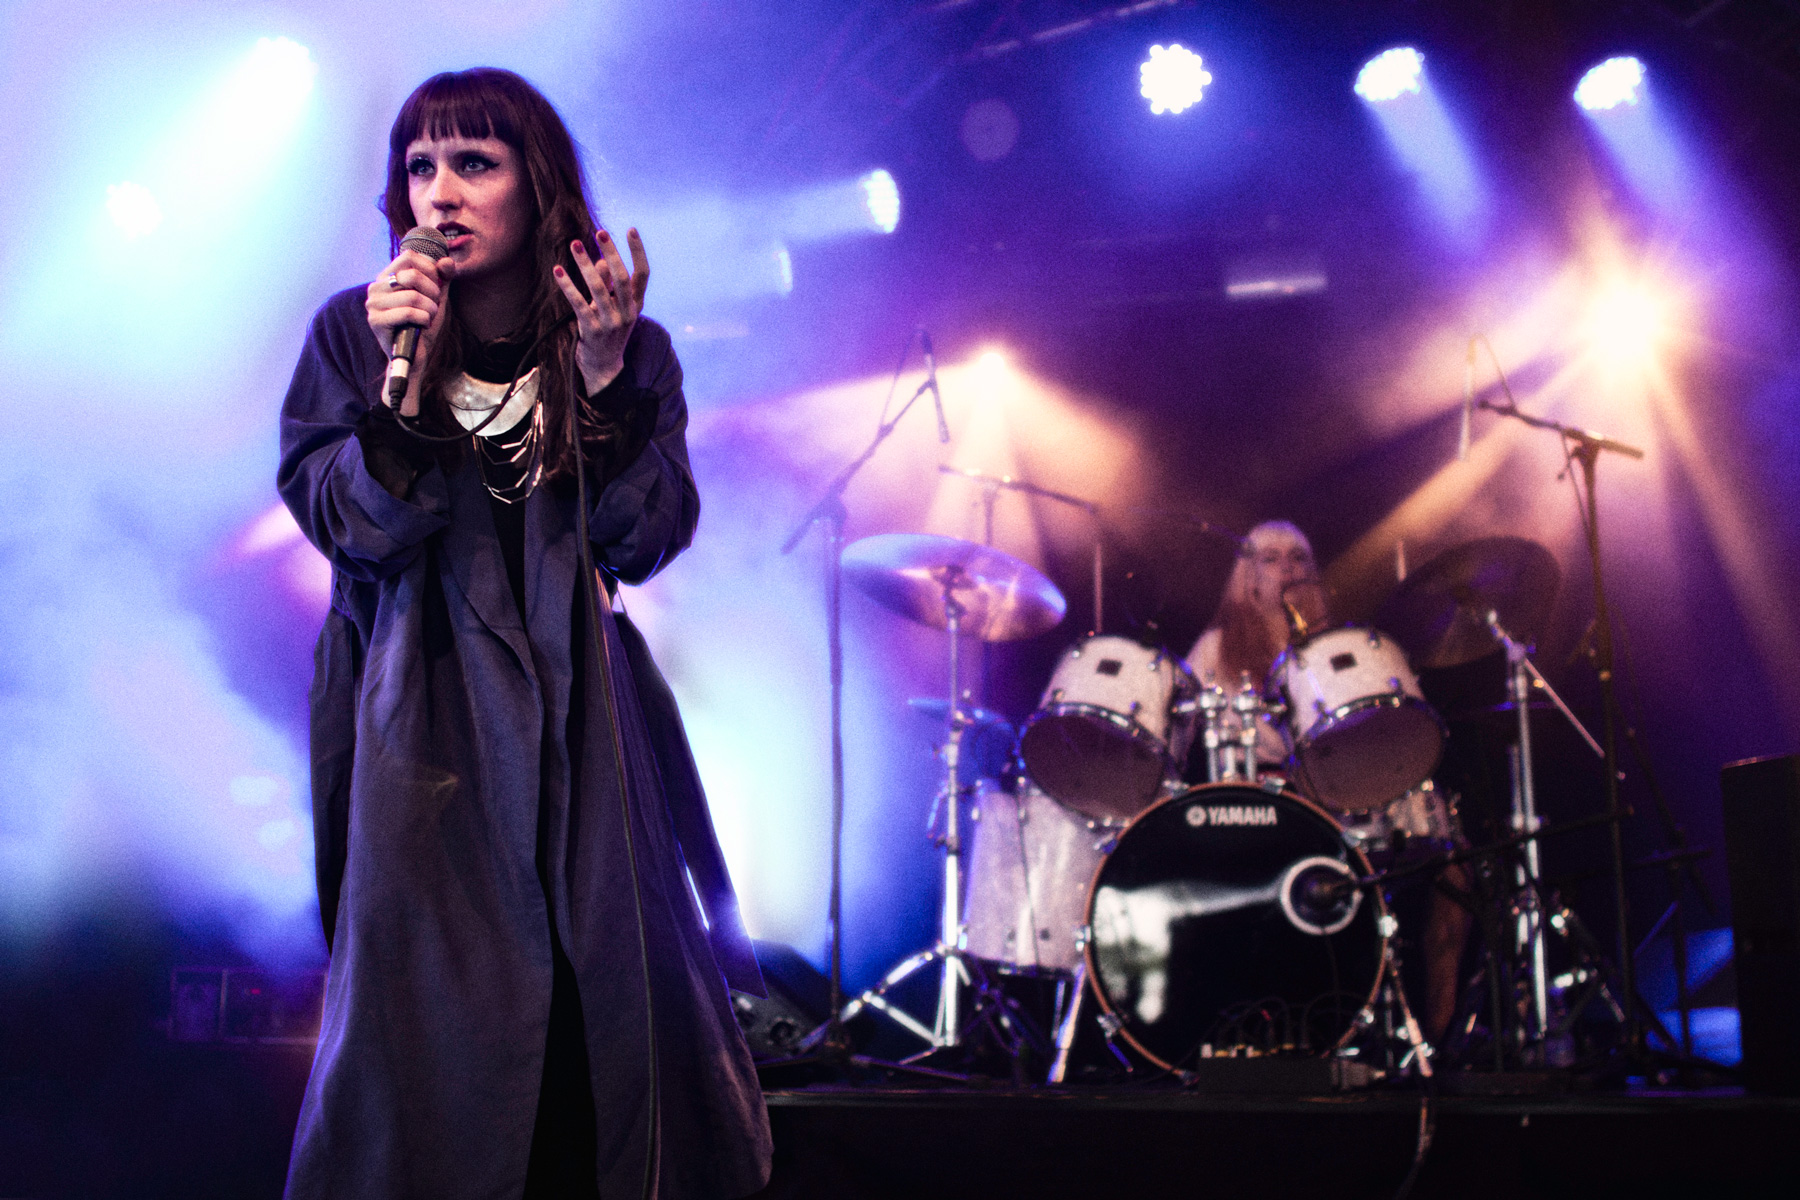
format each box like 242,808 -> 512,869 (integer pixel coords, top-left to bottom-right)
405,134 -> 532,283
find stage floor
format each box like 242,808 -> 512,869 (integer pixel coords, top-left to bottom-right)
751,1082 -> 1800,1200
5,1043 -> 1797,1197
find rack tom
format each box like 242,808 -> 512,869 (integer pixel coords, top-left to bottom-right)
1019,636 -> 1197,822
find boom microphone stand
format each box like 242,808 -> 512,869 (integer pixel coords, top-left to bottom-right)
1475,392 -> 1645,1059
771,340 -> 949,1073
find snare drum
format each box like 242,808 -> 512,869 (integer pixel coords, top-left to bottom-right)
1273,625 -> 1444,813
1085,782 -> 1388,1067
964,783 -> 1110,974
1018,636 -> 1197,822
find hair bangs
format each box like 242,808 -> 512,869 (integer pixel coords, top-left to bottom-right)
389,71 -> 522,154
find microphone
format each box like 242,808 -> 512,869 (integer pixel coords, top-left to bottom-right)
920,329 -> 949,444
1458,335 -> 1475,462
386,226 -> 450,406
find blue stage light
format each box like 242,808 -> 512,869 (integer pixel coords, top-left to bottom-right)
1354,47 -> 1424,104
1139,44 -> 1212,115
1575,56 -> 1646,111
860,169 -> 901,234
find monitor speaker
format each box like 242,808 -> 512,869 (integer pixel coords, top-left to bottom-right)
1720,754 -> 1800,1095
730,940 -> 830,1062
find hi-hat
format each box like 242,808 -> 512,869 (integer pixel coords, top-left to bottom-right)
1377,537 -> 1560,670
842,533 -> 1066,642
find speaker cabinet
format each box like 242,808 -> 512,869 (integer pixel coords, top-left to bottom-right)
1720,754 -> 1800,1095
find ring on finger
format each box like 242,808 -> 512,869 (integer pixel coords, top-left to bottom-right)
386,274 -> 402,289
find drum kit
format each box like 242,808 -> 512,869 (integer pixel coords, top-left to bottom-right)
791,518 -> 1587,1084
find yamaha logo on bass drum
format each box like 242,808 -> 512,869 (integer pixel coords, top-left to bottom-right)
1186,803 -> 1279,828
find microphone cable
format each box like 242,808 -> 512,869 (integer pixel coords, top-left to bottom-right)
570,364 -> 662,1200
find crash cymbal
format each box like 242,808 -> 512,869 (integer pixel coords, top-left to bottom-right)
1377,537 -> 1560,670
842,533 -> 1066,642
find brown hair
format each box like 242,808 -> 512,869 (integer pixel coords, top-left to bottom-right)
382,67 -> 601,479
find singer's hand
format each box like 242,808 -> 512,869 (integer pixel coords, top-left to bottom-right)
555,228 -> 648,396
366,248 -> 455,416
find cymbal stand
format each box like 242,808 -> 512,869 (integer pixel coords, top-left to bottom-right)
834,572 -> 1009,1057
1481,610 -> 1605,1053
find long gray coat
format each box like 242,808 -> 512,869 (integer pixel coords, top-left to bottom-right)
277,287 -> 772,1199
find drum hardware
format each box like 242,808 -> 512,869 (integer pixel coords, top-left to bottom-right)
830,535 -> 1066,1060
1197,675 -> 1271,784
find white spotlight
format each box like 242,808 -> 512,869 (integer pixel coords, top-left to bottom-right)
859,169 -> 901,234
106,182 -> 164,238
1139,44 -> 1212,116
1354,47 -> 1424,103
1574,56 -> 1646,111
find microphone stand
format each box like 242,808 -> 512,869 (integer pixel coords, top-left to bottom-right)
766,349 -> 953,1079
1476,393 -> 1648,1063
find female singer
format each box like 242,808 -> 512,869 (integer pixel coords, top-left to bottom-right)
277,68 -> 771,1199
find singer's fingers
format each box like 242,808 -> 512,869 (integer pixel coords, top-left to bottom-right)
594,230 -> 632,299
551,262 -> 594,317
569,237 -> 617,305
624,229 -> 649,309
383,267 -> 441,302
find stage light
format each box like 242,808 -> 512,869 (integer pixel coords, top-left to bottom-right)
771,170 -> 903,242
1355,47 -> 1486,245
1139,44 -> 1212,115
1584,280 -> 1667,372
1575,56 -> 1646,112
105,182 -> 163,239
860,170 -> 901,234
1354,47 -> 1424,104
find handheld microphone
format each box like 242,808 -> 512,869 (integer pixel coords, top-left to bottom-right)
386,226 -> 450,406
920,329 -> 949,444
1458,336 -> 1475,462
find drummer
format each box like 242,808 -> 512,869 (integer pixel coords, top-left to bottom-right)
1185,520 -> 1327,767
1186,520 -> 1472,1046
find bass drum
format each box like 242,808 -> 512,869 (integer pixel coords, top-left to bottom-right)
1085,783 -> 1388,1069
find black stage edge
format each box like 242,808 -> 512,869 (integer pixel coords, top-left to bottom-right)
748,1084 -> 1800,1200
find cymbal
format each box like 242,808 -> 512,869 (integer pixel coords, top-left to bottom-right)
842,533 -> 1066,642
1377,537 -> 1560,670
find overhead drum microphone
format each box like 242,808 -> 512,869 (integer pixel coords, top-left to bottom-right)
386,226 -> 449,405
919,328 -> 950,444
1458,335 -> 1476,462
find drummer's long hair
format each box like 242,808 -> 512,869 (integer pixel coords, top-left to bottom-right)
382,67 -> 610,482
1210,521 -> 1328,684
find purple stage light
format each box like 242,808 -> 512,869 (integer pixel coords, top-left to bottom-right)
1354,47 -> 1423,104
1575,56 -> 1646,111
1139,44 -> 1212,116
